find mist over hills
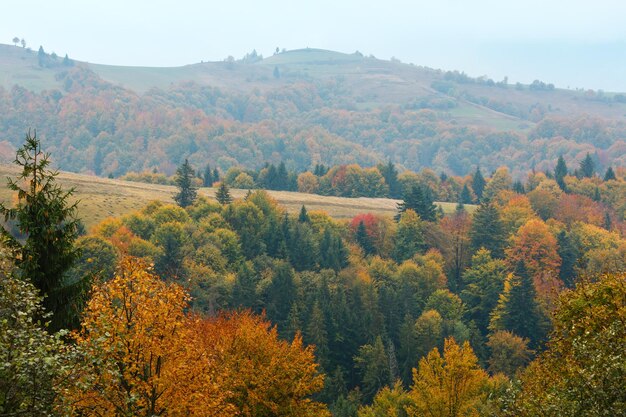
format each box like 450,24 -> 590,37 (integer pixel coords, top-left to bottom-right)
0,43 -> 625,178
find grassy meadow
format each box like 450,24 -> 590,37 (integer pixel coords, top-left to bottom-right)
0,164 -> 471,230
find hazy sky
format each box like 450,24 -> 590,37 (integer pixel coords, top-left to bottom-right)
2,0 -> 626,90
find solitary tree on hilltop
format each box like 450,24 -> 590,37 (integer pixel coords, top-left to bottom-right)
12,37 -> 19,46
173,159 -> 197,208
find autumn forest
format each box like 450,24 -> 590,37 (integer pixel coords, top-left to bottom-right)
0,43 -> 625,417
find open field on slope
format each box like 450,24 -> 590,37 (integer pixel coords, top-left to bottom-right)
0,165 -> 471,230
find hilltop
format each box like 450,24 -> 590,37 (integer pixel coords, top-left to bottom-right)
0,43 -> 625,179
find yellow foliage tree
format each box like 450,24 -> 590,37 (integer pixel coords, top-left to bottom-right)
58,257 -> 328,416
407,338 -> 489,417
57,257 -> 233,416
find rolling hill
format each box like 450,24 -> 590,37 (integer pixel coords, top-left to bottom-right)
0,43 -> 625,180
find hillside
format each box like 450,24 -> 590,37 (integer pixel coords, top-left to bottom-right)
0,43 -> 625,180
0,163 -> 466,229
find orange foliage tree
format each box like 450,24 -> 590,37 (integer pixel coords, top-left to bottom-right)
505,219 -> 562,307
58,257 -> 328,416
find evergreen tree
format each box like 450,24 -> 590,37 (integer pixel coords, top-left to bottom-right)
277,161 -> 289,190
355,220 -> 375,256
354,336 -> 391,402
472,166 -> 486,202
37,46 -> 46,67
554,155 -> 568,191
393,209 -> 425,262
557,230 -> 578,288
604,211 -> 612,231
603,166 -> 616,181
212,168 -> 220,183
284,302 -> 302,342
306,301 -> 329,369
0,131 -> 82,330
215,182 -> 232,205
298,205 -> 310,223
377,161 -> 401,198
580,152 -> 595,178
231,261 -> 258,309
469,203 -> 506,258
460,183 -> 473,204
203,164 -> 213,187
396,184 -> 437,222
319,228 -> 348,271
489,262 -> 548,347
173,159 -> 197,208
512,180 -> 525,194
593,187 -> 601,202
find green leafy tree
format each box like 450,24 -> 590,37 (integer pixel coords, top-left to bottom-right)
173,159 -> 197,208
393,209 -> 425,262
0,246 -> 70,416
0,131 -> 81,329
216,182 -> 232,205
512,272 -> 626,416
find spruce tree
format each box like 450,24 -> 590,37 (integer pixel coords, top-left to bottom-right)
472,166 -> 486,202
203,164 -> 213,187
396,184 -> 437,222
173,159 -> 197,208
512,180 -> 525,194
489,262 -> 548,347
460,184 -> 473,204
0,131 -> 81,329
215,182 -> 232,205
355,220 -> 375,256
298,205 -> 310,223
212,168 -> 220,183
604,166 -> 616,181
469,203 -> 506,258
557,230 -> 578,288
554,155 -> 568,191
378,161 -> 401,198
580,153 -> 595,178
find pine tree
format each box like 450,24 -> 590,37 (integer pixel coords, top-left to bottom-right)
554,155 -> 568,191
203,164 -> 213,187
212,168 -> 220,183
355,220 -> 375,256
557,230 -> 578,288
298,205 -> 310,223
469,203 -> 506,258
173,159 -> 197,208
489,262 -> 548,347
0,131 -> 82,330
215,182 -> 232,205
378,161 -> 401,198
512,180 -> 526,194
396,184 -> 437,222
472,166 -> 486,202
460,184 -> 473,204
603,166 -> 616,181
580,153 -> 595,178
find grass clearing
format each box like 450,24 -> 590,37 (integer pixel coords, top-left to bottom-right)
0,165 -> 473,230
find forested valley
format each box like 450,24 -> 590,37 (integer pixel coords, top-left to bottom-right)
1,130 -> 624,416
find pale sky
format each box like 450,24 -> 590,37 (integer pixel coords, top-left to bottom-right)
2,0 -> 626,90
